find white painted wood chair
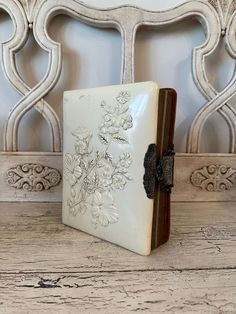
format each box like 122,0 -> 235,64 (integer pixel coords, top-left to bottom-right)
0,0 -> 235,204
1,2 -> 236,312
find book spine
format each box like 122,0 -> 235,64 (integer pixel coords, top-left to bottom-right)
151,88 -> 177,250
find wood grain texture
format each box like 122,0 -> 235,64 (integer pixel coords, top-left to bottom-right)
0,201 -> 235,313
0,202 -> 236,273
1,270 -> 236,313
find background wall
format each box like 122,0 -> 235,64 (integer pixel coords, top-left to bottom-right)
0,0 -> 234,153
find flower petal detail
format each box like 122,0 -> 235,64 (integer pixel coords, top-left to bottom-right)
66,91 -> 133,228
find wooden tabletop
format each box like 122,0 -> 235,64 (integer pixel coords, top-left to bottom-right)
0,202 -> 236,313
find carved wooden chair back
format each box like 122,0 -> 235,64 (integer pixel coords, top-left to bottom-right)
0,0 -> 235,202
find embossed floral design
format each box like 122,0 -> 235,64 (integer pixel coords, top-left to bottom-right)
67,198 -> 88,216
116,91 -> 131,104
99,91 -> 133,144
112,173 -> 127,190
100,166 -> 113,188
120,115 -> 133,130
119,152 -> 132,168
72,127 -> 92,155
64,154 -> 82,186
65,91 -> 133,227
91,191 -> 119,227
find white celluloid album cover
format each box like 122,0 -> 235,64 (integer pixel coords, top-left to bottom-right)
63,81 -> 159,255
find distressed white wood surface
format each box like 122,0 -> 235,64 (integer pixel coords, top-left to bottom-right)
1,270 -> 236,313
0,201 -> 235,313
1,202 -> 236,272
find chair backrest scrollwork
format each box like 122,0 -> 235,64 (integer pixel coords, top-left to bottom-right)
0,0 -> 236,202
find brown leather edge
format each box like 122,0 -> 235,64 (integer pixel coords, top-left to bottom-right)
151,88 -> 177,250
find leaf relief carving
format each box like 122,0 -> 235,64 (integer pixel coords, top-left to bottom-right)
191,164 -> 236,192
7,163 -> 61,192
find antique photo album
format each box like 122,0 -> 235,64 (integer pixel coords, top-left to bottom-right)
63,82 -> 176,255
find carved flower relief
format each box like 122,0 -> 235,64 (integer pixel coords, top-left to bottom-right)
112,173 -> 127,190
100,113 -> 119,135
64,154 -> 82,186
116,91 -> 131,104
72,127 -> 92,155
120,115 -> 133,130
99,91 -> 133,141
100,113 -> 133,135
67,198 -> 88,216
91,191 -> 119,227
119,152 -> 132,168
65,91 -> 133,227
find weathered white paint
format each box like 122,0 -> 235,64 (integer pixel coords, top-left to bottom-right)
1,202 -> 236,272
172,153 -> 236,201
0,202 -> 235,313
0,0 -> 236,201
1,270 -> 236,313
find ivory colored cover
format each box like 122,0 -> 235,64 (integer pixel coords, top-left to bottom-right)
63,82 -> 159,255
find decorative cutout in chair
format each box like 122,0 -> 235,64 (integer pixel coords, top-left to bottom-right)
0,0 -> 236,202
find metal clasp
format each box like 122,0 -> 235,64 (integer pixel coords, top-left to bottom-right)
143,144 -> 175,199
156,147 -> 175,193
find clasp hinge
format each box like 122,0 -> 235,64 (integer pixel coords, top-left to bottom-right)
156,146 -> 175,193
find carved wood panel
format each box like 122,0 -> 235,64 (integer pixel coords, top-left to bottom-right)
0,0 -> 236,202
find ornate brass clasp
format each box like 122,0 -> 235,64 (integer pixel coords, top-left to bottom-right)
143,144 -> 175,199
156,147 -> 175,193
